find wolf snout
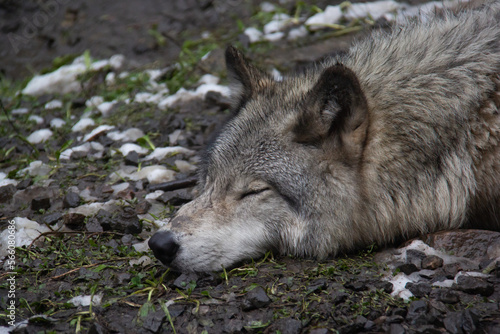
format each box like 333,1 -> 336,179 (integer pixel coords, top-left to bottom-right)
148,231 -> 179,266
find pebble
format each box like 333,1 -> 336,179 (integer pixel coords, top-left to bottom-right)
0,184 -> 16,202
242,286 -> 271,311
31,196 -> 51,211
422,255 -> 444,270
454,275 -> 494,296
124,151 -> 139,166
27,129 -> 53,144
63,192 -> 81,208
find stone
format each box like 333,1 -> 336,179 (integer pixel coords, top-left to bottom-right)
344,280 -> 368,291
242,286 -> 271,311
42,212 -> 63,225
63,191 -> 81,208
454,275 -> 494,296
31,196 -> 51,211
265,318 -> 302,334
0,184 -> 16,203
421,255 -> 444,270
63,213 -> 86,230
124,151 -> 139,166
135,200 -> 151,214
397,263 -> 419,275
406,249 -> 426,267
158,189 -> 193,206
405,282 -> 432,297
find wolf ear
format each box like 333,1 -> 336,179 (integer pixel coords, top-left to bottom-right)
294,64 -> 368,146
225,46 -> 273,107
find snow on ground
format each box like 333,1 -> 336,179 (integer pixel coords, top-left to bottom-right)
0,217 -> 51,260
26,129 -> 53,144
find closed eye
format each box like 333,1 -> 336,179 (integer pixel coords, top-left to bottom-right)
240,187 -> 270,200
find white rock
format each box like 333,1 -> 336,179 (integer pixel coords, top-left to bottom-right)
72,118 -> 95,132
244,27 -> 263,43
28,115 -> 44,125
97,101 -> 117,117
305,5 -> 343,30
175,160 -> 197,173
86,96 -> 105,108
22,62 -> 87,96
118,143 -> 149,156
18,160 -> 51,177
0,217 -> 51,259
288,25 -> 308,40
11,108 -> 29,115
50,118 -> 66,129
107,128 -> 145,142
83,125 -> 115,142
144,146 -> 195,161
264,32 -> 285,42
45,99 -> 63,109
27,129 -> 53,144
0,172 -> 18,187
109,54 -> 125,70
68,294 -> 102,307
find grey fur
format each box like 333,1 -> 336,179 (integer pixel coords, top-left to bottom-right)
149,2 -> 500,272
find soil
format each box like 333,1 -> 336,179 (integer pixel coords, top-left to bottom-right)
1,0 -> 500,333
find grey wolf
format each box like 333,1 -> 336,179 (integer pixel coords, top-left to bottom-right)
149,2 -> 500,272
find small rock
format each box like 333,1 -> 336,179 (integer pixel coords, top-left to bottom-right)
42,212 -> 62,225
63,213 -> 86,230
16,178 -> 33,190
443,311 -> 464,334
405,282 -> 432,297
375,280 -> 394,293
310,329 -> 329,334
397,263 -> 419,275
158,189 -> 193,206
142,309 -> 166,333
265,318 -> 301,334
386,315 -> 404,324
406,249 -> 426,267
205,90 -> 232,110
63,192 -> 81,208
0,184 -> 16,203
344,280 -> 368,291
99,208 -> 142,234
124,151 -> 139,166
85,217 -> 104,233
242,286 -> 271,311
389,323 -> 405,334
135,200 -> 151,214
32,196 -> 51,211
330,291 -> 349,304
173,273 -> 198,290
422,255 -> 444,270
437,289 -> 460,304
454,275 -> 494,296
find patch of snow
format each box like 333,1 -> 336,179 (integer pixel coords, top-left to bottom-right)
111,182 -> 130,194
0,172 -> 18,187
68,200 -> 118,216
68,294 -> 103,307
129,255 -> 152,266
305,5 -> 343,31
22,62 -> 87,96
109,54 -> 125,70
45,99 -> 63,109
272,68 -> 283,81
97,101 -> 117,117
344,0 -> 400,20
132,241 -> 151,254
107,128 -> 145,142
12,108 -> 29,115
60,142 -> 104,160
105,72 -> 116,85
263,13 -> 292,34
199,74 -> 220,85
72,118 -> 95,132
80,188 -> 99,202
175,160 -> 197,173
168,129 -> 184,145
28,115 -> 44,125
86,96 -> 105,108
432,279 -> 454,288
18,160 -> 51,177
134,89 -> 169,104
260,1 -> 277,12
0,217 -> 51,259
27,129 -> 53,144
50,118 -> 66,129
144,146 -> 195,161
264,32 -> 285,41
288,26 -> 308,40
136,166 -> 176,184
83,125 -> 115,142
244,27 -> 263,43
145,190 -> 164,200
388,273 -> 415,300
118,143 -> 149,156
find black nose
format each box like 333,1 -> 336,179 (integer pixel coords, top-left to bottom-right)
148,231 -> 180,265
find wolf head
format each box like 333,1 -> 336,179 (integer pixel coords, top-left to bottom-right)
149,46 -> 369,272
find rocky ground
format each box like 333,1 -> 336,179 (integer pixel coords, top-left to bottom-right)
1,0 -> 500,333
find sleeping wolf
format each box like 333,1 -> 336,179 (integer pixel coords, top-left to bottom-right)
149,3 -> 500,272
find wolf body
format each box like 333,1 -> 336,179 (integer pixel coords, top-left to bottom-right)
149,3 -> 500,272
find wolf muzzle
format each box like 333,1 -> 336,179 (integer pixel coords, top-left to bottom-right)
148,230 -> 179,266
